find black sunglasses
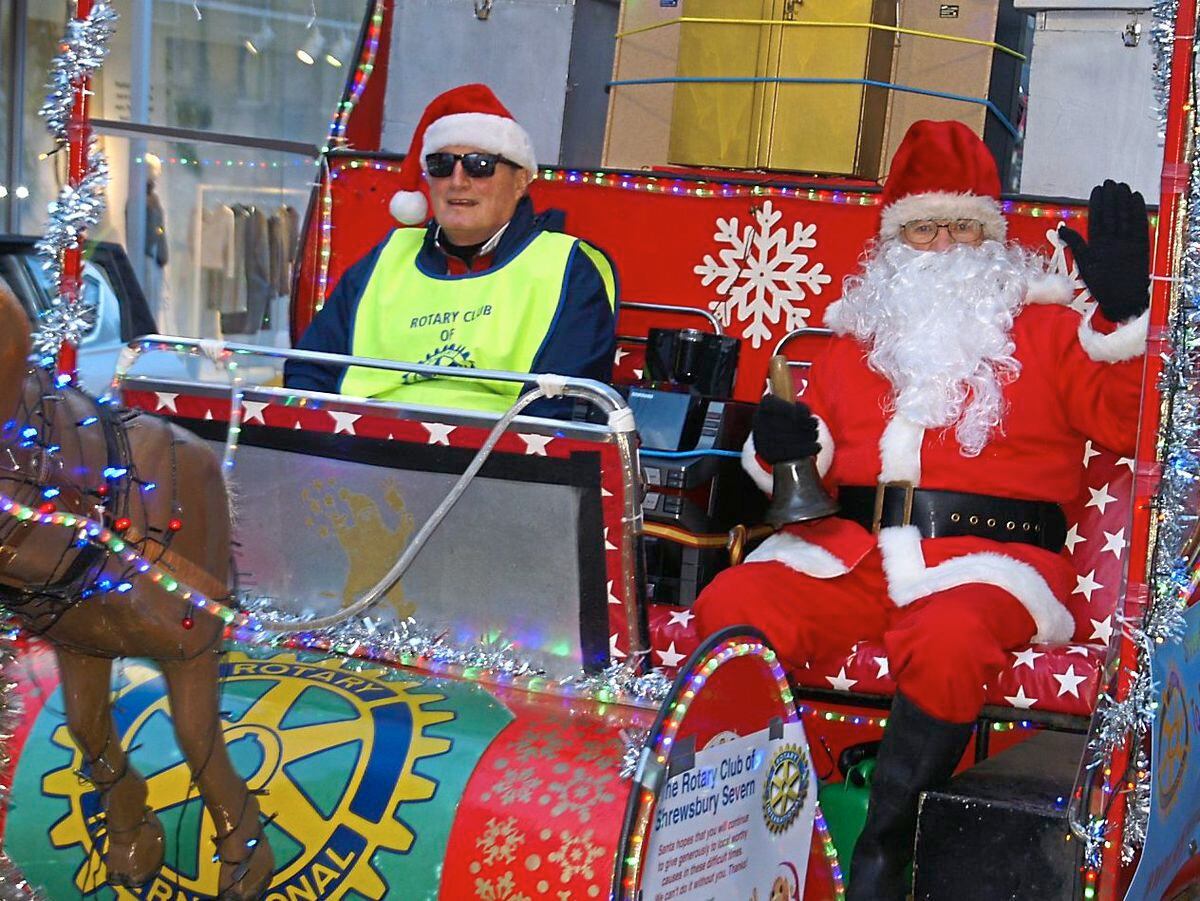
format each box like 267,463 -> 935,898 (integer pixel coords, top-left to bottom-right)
424,152 -> 520,179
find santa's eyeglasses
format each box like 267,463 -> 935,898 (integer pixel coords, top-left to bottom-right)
424,152 -> 521,179
900,218 -> 984,245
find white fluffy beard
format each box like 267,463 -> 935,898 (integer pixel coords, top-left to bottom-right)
825,240 -> 1047,456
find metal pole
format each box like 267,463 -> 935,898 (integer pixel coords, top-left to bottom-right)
126,0 -> 152,303
57,0 -> 96,381
4,0 -> 29,234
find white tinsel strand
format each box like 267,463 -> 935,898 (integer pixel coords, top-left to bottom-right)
33,0 -> 117,362
240,595 -> 675,706
38,2 -> 118,146
619,727 -> 651,779
1150,0 -> 1180,138
0,636 -> 45,901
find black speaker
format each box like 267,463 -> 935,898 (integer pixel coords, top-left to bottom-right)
644,328 -> 740,399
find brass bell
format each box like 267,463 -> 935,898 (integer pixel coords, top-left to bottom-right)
761,355 -> 840,528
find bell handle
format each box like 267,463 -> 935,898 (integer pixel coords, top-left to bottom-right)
768,355 -> 794,400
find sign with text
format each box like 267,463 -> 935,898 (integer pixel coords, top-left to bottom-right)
642,721 -> 816,901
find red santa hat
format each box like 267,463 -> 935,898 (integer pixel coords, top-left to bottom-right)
878,120 -> 1006,243
388,83 -> 538,225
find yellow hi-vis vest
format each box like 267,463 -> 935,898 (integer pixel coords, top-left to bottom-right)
340,228 -> 613,413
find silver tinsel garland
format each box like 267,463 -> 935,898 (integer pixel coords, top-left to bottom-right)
240,596 -> 674,710
32,0 -> 117,358
0,638 -> 45,901
1072,0 -> 1200,868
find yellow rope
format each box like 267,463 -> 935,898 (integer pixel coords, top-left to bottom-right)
615,17 -> 1026,62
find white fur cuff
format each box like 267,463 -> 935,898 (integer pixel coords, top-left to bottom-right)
1078,306 -> 1149,363
741,417 -> 835,494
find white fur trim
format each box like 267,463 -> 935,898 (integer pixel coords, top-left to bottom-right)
742,434 -> 774,495
880,192 -> 1007,243
421,112 -> 537,174
822,299 -> 847,333
746,531 -> 851,578
1077,306 -> 1149,363
742,418 -> 835,492
1025,272 -> 1075,306
877,526 -> 1074,643
815,416 -> 834,478
878,416 -> 924,485
389,190 -> 428,225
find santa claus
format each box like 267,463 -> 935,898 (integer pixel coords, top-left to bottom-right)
694,120 -> 1149,899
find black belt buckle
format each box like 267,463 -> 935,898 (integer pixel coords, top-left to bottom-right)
872,481 -> 914,533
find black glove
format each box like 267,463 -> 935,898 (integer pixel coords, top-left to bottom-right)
752,396 -> 820,464
1058,180 -> 1150,323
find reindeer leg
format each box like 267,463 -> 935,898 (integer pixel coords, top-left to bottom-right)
53,646 -> 164,887
159,649 -> 275,901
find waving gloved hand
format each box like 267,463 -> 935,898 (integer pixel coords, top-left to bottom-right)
1058,180 -> 1150,324
752,396 -> 821,464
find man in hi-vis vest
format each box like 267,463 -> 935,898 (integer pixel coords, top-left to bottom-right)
285,83 -> 618,416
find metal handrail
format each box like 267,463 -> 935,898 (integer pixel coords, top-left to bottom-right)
618,301 -> 724,336
114,335 -> 645,665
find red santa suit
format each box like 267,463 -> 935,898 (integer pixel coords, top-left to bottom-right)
696,273 -> 1147,723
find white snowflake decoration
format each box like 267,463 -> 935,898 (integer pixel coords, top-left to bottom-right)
1046,221 -> 1094,314
694,200 -> 832,349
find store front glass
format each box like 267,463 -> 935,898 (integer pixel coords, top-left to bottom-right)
7,0 -> 367,360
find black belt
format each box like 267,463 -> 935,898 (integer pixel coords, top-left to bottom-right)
838,484 -> 1067,553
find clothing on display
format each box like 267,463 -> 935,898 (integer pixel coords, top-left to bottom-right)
199,203 -> 299,337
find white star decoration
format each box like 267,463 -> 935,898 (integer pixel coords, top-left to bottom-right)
204,409 -> 214,421
519,433 -> 552,456
633,368 -> 644,380
1086,483 -> 1117,515
609,634 -> 626,660
657,642 -> 686,668
604,528 -> 617,551
1082,440 -> 1100,467
292,421 -> 301,430
1012,647 -> 1044,669
241,400 -> 269,425
606,580 -> 620,605
1090,616 -> 1114,644
1073,570 -> 1103,603
1063,524 -> 1086,554
614,347 -> 629,366
423,423 -> 455,446
826,666 -> 858,692
1117,456 -> 1136,471
1066,645 -> 1091,656
667,608 -> 695,628
154,392 -> 178,413
873,656 -> 890,679
1100,528 -> 1128,559
328,411 -> 361,435
1003,686 -> 1038,709
1053,665 -> 1087,698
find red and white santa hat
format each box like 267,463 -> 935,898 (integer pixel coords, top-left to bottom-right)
388,83 -> 538,225
878,119 -> 1006,243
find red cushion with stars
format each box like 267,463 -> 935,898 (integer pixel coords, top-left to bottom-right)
646,446 -> 1132,719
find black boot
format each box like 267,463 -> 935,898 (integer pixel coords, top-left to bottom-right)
846,693 -> 974,901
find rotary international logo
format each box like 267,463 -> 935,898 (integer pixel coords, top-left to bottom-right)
761,743 -> 810,835
39,650 -> 454,898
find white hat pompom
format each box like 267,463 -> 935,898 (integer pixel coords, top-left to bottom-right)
389,190 -> 428,226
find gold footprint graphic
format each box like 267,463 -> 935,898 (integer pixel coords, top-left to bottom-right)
302,478 -> 417,620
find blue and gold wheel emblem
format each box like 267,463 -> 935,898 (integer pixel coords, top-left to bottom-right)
40,651 -> 455,899
761,744 -> 809,835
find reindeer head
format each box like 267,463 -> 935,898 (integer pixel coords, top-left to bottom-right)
0,278 -> 31,427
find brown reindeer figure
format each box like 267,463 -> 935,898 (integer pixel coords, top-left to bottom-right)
0,279 -> 274,899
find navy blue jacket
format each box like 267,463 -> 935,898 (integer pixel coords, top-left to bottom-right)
284,197 -> 617,417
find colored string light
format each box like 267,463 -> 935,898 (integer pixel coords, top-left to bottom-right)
618,637 -> 803,898
326,0 -> 385,149
133,155 -> 308,169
